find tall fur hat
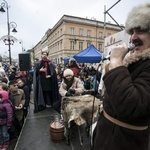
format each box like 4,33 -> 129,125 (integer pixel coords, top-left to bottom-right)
125,3 -> 150,34
41,50 -> 49,56
63,68 -> 74,77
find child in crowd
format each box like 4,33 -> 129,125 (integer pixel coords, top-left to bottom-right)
0,90 -> 13,150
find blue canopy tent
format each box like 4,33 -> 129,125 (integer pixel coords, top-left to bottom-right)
73,44 -> 102,63
64,57 -> 70,65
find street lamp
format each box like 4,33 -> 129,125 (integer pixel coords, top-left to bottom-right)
0,0 -> 18,65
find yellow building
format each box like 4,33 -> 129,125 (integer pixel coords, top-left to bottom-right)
32,15 -> 124,64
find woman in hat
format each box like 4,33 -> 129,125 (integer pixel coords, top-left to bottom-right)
67,58 -> 80,77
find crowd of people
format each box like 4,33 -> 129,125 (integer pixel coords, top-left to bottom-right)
0,51 -> 102,149
0,2 -> 150,150
0,62 -> 32,149
0,77 -> 28,149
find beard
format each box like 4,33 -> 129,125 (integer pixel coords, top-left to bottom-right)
64,76 -> 74,90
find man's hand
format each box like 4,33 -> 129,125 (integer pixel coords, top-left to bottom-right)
46,75 -> 51,78
15,104 -> 23,110
19,104 -> 23,109
109,43 -> 128,70
65,92 -> 73,96
68,89 -> 75,94
40,67 -> 47,72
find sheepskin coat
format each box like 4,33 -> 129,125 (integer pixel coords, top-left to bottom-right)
59,77 -> 84,97
92,48 -> 150,150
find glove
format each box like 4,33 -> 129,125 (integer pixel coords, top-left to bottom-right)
65,92 -> 73,96
68,89 -> 75,94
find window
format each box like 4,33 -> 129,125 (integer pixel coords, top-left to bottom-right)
79,29 -> 83,36
99,32 -> 103,39
60,41 -> 62,50
58,31 -> 59,37
70,41 -> 75,50
60,29 -> 62,36
87,30 -> 91,37
98,43 -> 102,51
87,42 -> 91,47
79,42 -> 83,51
70,27 -> 75,35
55,33 -> 57,39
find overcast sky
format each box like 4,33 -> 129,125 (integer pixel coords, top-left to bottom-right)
0,0 -> 149,59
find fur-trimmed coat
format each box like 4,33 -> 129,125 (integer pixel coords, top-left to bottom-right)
92,48 -> 150,150
59,77 -> 85,97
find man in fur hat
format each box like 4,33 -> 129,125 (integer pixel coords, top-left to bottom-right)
92,3 -> 150,150
33,51 -> 59,113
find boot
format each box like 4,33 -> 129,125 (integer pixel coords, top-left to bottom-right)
1,141 -> 9,150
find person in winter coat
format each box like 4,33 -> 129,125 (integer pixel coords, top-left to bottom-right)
8,80 -> 25,135
59,68 -> 84,97
0,64 -> 6,78
8,67 -> 17,81
33,51 -> 59,113
92,3 -> 150,150
16,78 -> 30,118
54,68 -> 84,114
59,68 -> 85,143
67,58 -> 80,77
0,90 -> 13,150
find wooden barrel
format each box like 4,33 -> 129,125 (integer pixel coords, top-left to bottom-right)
50,122 -> 65,142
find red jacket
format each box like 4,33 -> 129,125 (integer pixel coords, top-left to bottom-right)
70,67 -> 79,77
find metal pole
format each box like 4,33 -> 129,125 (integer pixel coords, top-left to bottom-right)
3,0 -> 11,65
104,5 -> 106,39
7,5 -> 11,65
22,41 -> 24,52
105,0 -> 121,13
104,0 -> 122,30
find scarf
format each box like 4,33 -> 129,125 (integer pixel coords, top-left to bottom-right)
42,59 -> 51,75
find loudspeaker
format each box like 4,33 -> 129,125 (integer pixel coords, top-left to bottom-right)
19,53 -> 31,71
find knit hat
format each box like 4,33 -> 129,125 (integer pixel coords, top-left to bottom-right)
125,3 -> 150,34
0,90 -> 9,101
63,69 -> 74,77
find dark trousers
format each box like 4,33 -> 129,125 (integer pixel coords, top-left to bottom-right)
53,100 -> 61,114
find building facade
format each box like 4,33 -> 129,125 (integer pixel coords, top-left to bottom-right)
32,15 -> 124,64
